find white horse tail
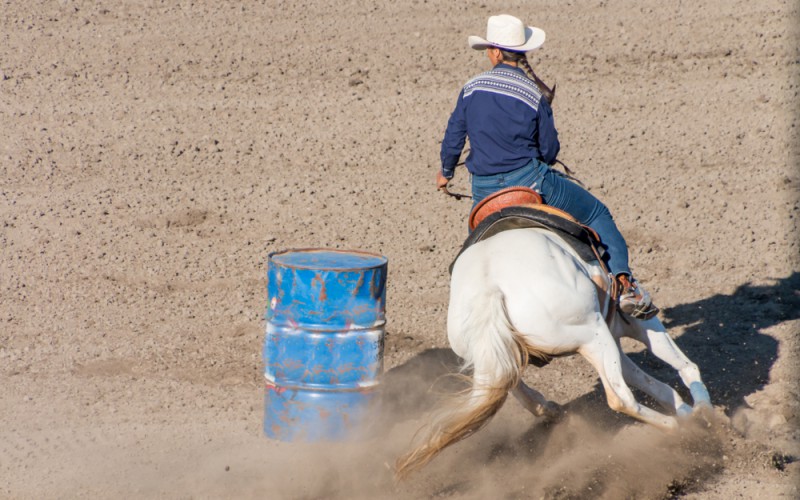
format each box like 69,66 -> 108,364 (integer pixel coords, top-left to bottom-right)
395,287 -> 527,480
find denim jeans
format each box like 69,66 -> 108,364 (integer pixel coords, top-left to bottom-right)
471,159 -> 631,276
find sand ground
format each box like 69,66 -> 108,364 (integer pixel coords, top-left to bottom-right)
2,0 -> 798,498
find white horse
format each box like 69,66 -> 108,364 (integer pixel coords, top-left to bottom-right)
395,226 -> 712,478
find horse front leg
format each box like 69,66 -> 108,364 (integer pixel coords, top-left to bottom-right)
618,348 -> 693,417
579,330 -> 679,431
620,316 -> 712,411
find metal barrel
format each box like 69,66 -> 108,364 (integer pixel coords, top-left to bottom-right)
263,248 -> 387,441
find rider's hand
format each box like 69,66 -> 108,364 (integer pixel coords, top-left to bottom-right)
436,172 -> 450,191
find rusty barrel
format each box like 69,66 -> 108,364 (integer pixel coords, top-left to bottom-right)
263,248 -> 387,441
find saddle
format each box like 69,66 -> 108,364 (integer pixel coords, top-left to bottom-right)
450,187 -> 609,275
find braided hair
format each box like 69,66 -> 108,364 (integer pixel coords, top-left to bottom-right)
499,49 -> 556,104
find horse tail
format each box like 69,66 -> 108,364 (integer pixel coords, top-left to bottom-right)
395,287 -> 527,480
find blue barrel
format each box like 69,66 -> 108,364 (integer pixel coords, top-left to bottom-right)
263,248 -> 387,441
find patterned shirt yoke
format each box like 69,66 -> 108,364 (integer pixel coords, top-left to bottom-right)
463,69 -> 542,110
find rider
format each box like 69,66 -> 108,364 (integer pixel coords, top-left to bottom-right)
437,14 -> 657,319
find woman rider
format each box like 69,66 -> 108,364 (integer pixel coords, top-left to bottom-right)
436,14 -> 657,319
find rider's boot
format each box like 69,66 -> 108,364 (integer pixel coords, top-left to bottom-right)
617,274 -> 659,319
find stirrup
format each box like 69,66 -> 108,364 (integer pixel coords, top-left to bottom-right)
617,274 -> 659,320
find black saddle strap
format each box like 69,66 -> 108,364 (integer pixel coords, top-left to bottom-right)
449,206 -> 607,274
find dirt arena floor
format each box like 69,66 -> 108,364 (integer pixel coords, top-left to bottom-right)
2,0 -> 798,498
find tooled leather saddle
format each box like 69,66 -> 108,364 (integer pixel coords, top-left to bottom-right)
449,187 -> 610,276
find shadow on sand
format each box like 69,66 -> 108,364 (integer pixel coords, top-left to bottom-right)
636,271 -> 798,413
556,271 -> 799,428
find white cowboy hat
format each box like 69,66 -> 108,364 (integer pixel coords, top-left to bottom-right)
468,14 -> 546,52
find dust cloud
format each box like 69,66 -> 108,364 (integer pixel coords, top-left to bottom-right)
224,350 -> 728,499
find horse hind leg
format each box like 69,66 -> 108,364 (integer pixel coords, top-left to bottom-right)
512,382 -> 563,422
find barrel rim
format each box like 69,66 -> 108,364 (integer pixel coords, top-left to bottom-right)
264,376 -> 382,391
265,319 -> 386,332
268,247 -> 388,271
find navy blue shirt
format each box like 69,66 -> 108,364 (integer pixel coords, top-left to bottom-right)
441,64 -> 560,178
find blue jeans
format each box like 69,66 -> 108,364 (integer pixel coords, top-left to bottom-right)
471,159 -> 631,276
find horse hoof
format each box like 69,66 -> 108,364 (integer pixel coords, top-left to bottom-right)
694,401 -> 713,411
677,402 -> 714,424
681,401 -> 728,430
676,403 -> 693,418
541,401 -> 565,423
689,381 -> 712,407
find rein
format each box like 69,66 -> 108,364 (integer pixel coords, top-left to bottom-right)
553,159 -> 586,188
440,159 -> 584,201
440,185 -> 472,201
440,158 -> 473,200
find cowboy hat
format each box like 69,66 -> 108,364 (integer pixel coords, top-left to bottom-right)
468,14 -> 545,52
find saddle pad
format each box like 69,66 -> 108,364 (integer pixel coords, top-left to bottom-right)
449,205 -> 607,274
